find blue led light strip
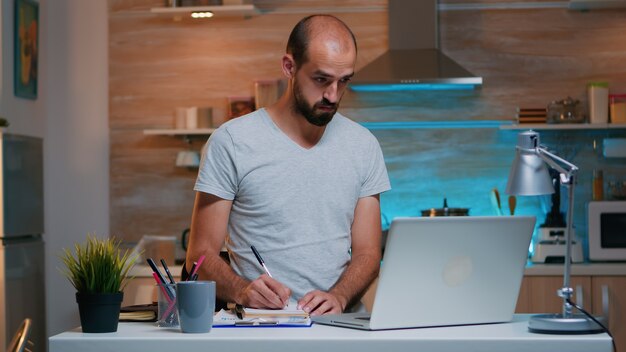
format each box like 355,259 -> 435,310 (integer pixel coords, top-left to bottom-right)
350,84 -> 478,92
359,121 -> 513,130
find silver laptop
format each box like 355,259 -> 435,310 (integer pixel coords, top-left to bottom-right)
313,216 -> 535,330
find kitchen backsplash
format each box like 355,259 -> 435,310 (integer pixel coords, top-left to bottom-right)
368,123 -> 626,257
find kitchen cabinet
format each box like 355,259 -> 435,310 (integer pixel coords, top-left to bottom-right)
515,275 -> 626,352
515,276 -> 592,314
592,277 -> 626,352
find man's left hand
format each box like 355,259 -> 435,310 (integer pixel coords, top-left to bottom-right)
298,290 -> 346,316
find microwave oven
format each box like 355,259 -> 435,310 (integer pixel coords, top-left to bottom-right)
588,201 -> 626,261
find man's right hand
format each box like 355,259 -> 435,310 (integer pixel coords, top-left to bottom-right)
239,274 -> 291,309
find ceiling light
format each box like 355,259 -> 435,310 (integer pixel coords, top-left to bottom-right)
191,11 -> 214,19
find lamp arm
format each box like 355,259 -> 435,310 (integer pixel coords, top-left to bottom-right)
537,146 -> 578,318
535,147 -> 579,180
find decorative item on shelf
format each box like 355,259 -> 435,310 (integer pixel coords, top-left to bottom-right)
176,150 -> 201,168
254,79 -> 280,109
175,130 -> 201,168
179,0 -> 222,6
174,107 -> 213,130
228,96 -> 255,119
60,235 -> 140,333
602,138 -> 626,158
222,0 -> 252,4
516,107 -> 547,124
506,130 -> 605,334
588,82 -> 609,124
592,169 -> 604,201
546,97 -> 586,124
197,107 -> 213,128
607,180 -> 626,200
167,0 -> 223,6
609,94 -> 626,123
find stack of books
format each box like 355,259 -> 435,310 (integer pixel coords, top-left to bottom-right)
119,303 -> 158,322
516,108 -> 547,124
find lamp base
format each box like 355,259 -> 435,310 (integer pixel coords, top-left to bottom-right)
528,314 -> 606,334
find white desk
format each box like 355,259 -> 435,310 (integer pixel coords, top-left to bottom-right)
49,315 -> 612,352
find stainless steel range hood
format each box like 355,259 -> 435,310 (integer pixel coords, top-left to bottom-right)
350,0 -> 482,91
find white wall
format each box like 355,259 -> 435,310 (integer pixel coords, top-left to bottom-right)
0,0 -> 109,342
0,0 -> 45,137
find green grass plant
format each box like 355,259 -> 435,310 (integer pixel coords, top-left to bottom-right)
61,235 -> 139,294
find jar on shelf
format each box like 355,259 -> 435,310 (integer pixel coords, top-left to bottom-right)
610,94 -> 626,124
588,82 -> 609,124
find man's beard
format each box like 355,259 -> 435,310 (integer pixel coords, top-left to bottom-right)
293,80 -> 338,127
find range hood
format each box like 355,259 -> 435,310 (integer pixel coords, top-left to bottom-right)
350,0 -> 482,91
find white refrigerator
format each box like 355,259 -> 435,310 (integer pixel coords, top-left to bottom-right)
0,133 -> 45,350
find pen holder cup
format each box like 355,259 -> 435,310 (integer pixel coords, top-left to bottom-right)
156,283 -> 179,327
176,281 -> 216,333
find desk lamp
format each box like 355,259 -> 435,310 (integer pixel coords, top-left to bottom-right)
505,130 -> 603,334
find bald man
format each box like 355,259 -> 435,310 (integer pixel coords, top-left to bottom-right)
186,15 -> 390,316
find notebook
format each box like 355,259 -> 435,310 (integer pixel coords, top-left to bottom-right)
214,301 -> 311,327
312,216 -> 535,330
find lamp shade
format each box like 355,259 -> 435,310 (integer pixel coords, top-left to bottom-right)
505,131 -> 555,196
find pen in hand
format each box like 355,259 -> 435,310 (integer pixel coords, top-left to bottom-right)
251,245 -> 273,278
251,245 -> 290,308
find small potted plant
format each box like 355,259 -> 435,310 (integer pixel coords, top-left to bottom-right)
60,235 -> 139,333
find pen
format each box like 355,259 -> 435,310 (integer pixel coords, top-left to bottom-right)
187,261 -> 197,281
153,272 -> 177,322
189,254 -> 205,278
160,258 -> 176,284
147,258 -> 175,298
152,273 -> 173,304
251,245 -> 273,278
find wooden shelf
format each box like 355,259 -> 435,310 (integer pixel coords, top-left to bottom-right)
150,5 -> 259,18
143,128 -> 216,136
500,123 -> 626,130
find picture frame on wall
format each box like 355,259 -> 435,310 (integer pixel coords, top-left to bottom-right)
14,0 -> 39,100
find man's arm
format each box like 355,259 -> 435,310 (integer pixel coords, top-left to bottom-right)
185,191 -> 290,308
298,194 -> 382,315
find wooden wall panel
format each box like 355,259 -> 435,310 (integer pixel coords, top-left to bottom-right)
109,0 -> 388,242
109,0 -> 626,244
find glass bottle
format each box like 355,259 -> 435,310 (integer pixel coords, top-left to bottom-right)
592,170 -> 604,201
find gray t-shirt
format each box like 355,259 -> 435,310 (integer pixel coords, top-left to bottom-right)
194,108 -> 390,300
